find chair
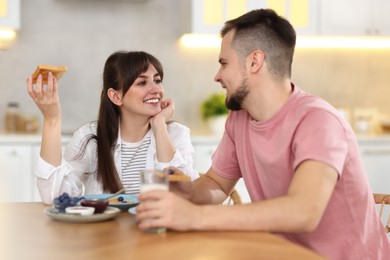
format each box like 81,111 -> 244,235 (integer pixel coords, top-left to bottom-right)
198,173 -> 242,205
373,193 -> 390,233
226,188 -> 242,205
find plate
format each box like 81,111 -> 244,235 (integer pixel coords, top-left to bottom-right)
83,194 -> 139,211
44,206 -> 120,223
128,207 -> 137,215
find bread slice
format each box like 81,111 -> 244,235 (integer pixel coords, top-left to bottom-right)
31,64 -> 68,84
168,174 -> 191,182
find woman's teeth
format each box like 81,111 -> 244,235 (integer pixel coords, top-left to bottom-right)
144,99 -> 159,104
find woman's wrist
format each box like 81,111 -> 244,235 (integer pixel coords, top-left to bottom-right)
43,116 -> 62,127
150,116 -> 167,130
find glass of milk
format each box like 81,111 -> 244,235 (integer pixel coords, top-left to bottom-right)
139,169 -> 169,233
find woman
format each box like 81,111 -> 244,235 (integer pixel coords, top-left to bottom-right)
27,51 -> 198,204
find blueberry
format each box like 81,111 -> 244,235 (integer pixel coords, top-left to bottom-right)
118,196 -> 124,202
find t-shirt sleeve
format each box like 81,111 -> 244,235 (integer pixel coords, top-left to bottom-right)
292,109 -> 349,177
211,115 -> 241,180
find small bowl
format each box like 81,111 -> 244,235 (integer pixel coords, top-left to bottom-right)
80,199 -> 108,214
65,206 -> 95,216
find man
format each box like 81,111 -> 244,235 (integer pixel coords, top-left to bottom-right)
136,9 -> 390,259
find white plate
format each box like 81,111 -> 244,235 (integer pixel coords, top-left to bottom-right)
44,206 -> 120,223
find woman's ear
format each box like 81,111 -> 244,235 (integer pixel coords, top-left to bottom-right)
107,88 -> 123,106
248,50 -> 265,73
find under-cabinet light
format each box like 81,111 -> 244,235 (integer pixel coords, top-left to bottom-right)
0,28 -> 16,49
296,36 -> 390,49
0,28 -> 16,39
180,34 -> 221,48
180,34 -> 390,49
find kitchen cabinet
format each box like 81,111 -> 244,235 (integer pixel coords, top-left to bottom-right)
319,0 -> 390,36
189,0 -> 318,35
0,135 -> 71,202
358,137 -> 390,194
0,0 -> 20,30
0,144 -> 33,202
359,137 -> 390,236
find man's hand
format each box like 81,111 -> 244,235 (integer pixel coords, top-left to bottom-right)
136,190 -> 201,231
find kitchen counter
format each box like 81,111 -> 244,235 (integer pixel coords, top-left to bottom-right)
0,133 -> 72,144
1,133 -> 390,143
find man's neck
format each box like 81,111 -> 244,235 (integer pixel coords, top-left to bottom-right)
245,80 -> 292,122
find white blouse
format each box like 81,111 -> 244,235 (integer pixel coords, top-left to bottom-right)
35,121 -> 199,204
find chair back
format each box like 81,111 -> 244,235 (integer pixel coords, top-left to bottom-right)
227,188 -> 242,205
373,193 -> 390,233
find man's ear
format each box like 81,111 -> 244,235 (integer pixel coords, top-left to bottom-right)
248,50 -> 265,73
107,88 -> 123,106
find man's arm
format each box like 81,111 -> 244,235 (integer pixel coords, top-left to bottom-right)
190,168 -> 239,205
195,160 -> 338,232
136,160 -> 338,232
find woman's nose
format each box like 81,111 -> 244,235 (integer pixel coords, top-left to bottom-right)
150,83 -> 162,93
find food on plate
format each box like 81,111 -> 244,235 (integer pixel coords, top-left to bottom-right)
168,173 -> 191,182
80,199 -> 108,214
108,196 -> 134,204
31,64 -> 68,84
53,192 -> 85,213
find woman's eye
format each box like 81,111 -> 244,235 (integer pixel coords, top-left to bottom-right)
154,79 -> 162,84
137,81 -> 146,86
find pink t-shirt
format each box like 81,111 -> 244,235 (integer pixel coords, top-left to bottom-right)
212,86 -> 390,259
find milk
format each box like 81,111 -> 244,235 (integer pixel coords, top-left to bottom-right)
140,183 -> 168,193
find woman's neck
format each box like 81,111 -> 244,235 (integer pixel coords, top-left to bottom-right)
120,117 -> 150,142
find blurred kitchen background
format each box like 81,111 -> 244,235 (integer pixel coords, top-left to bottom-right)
2,0 -> 390,209
1,0 -> 390,135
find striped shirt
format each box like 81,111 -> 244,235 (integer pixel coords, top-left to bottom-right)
121,133 -> 151,194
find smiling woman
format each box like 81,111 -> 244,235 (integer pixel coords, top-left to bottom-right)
26,50 -> 199,205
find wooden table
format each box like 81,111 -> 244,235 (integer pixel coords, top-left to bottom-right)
0,203 -> 325,260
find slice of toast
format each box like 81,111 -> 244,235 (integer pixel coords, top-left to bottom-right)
31,64 -> 68,84
168,174 -> 191,182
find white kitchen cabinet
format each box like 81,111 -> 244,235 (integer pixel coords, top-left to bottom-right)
0,135 -> 71,202
0,0 -> 20,30
319,0 -> 390,36
358,137 -> 390,237
189,0 -> 318,35
191,136 -> 251,203
358,137 -> 390,194
0,145 -> 33,202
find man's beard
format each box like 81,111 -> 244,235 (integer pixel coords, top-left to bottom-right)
226,77 -> 249,111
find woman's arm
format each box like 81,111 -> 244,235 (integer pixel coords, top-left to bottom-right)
27,72 -> 62,166
149,98 -> 176,163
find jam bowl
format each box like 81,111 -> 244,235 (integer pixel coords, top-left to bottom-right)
80,199 -> 108,214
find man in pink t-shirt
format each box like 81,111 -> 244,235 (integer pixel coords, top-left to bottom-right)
136,9 -> 390,259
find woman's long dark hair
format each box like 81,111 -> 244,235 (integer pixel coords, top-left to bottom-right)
85,51 -> 163,193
